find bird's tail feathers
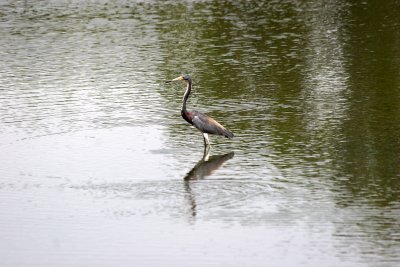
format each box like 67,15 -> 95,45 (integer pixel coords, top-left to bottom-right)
223,129 -> 234,139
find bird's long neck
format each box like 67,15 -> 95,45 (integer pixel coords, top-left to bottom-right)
181,79 -> 192,113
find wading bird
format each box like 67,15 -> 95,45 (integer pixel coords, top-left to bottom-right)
165,74 -> 234,146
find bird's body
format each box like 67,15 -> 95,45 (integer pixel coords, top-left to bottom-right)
166,74 -> 234,146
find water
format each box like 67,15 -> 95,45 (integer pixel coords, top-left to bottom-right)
1,0 -> 400,266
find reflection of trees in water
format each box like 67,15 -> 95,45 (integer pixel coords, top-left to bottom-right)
183,147 -> 234,218
156,2 -> 400,253
330,1 -> 400,206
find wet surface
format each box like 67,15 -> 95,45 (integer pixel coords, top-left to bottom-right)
1,0 -> 400,266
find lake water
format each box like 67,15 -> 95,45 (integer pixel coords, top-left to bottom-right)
1,0 -> 400,266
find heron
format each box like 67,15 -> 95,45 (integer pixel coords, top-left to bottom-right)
165,74 -> 234,146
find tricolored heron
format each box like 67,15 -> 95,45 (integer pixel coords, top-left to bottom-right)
165,74 -> 234,146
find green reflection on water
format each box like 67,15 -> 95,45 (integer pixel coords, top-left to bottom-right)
1,0 -> 400,265
157,0 -> 400,207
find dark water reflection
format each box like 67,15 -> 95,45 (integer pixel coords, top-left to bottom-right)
1,0 -> 400,266
183,148 -> 234,217
183,147 -> 234,180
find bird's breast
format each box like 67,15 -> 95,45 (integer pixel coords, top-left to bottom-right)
181,110 -> 194,125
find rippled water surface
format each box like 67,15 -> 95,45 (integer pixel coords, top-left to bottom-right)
1,1 -> 400,266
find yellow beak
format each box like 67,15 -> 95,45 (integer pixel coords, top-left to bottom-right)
165,76 -> 184,83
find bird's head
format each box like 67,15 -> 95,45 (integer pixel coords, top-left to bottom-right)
165,74 -> 191,83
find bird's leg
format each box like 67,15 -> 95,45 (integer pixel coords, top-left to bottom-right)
202,145 -> 211,161
202,133 -> 211,147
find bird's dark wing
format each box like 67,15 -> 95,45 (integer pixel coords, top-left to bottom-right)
191,111 -> 234,138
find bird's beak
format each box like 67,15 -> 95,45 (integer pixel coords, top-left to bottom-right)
165,76 -> 183,83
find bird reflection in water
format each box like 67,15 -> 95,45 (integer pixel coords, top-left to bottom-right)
183,146 -> 234,218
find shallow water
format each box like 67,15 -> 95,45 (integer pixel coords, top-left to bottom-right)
1,0 -> 400,266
